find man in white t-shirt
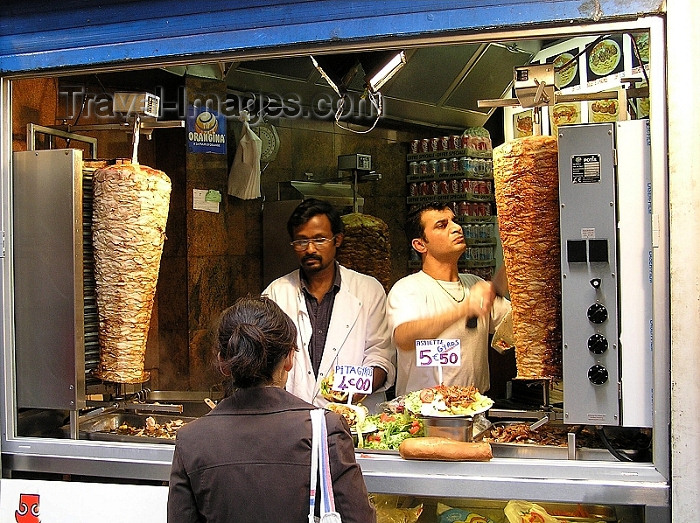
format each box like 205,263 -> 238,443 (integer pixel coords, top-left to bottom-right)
387,202 -> 511,396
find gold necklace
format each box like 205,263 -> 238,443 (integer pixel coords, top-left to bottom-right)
430,275 -> 466,303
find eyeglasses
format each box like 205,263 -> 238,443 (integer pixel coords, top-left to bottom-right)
290,236 -> 335,251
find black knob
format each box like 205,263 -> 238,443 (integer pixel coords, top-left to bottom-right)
588,365 -> 609,385
590,278 -> 602,289
587,334 -> 608,354
587,303 -> 608,324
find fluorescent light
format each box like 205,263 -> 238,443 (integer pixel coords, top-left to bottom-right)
366,51 -> 406,92
311,56 -> 342,97
311,55 -> 361,97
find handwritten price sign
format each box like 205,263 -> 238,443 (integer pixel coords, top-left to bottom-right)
332,365 -> 374,395
415,339 -> 462,367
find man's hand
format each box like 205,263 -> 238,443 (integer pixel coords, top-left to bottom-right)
394,280 -> 497,350
464,280 -> 496,318
351,366 -> 387,404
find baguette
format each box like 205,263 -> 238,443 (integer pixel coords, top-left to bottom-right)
399,437 -> 493,462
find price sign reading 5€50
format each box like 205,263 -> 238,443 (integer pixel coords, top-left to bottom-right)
415,339 -> 462,367
332,365 -> 374,396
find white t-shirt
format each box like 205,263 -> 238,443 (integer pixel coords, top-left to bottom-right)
386,270 -> 511,396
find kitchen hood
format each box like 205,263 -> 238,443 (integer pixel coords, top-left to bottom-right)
165,42 -> 539,131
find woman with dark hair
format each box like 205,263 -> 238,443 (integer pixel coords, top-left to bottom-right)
167,296 -> 376,523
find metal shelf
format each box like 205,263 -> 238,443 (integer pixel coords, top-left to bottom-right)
407,171 -> 494,183
407,147 -> 492,162
407,194 -> 494,205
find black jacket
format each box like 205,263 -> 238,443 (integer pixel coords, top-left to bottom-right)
167,386 -> 376,522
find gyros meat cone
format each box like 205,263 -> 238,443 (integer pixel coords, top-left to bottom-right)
493,136 -> 562,380
336,213 -> 392,293
92,160 -> 171,383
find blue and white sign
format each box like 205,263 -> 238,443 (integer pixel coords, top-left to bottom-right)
187,105 -> 227,154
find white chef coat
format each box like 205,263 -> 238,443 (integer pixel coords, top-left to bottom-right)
263,264 -> 396,411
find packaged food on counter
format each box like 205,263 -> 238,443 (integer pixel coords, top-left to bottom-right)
504,501 -> 559,523
437,502 -> 496,523
372,494 -> 423,523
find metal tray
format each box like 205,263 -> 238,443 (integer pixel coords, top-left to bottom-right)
490,442 -> 618,461
76,412 -> 197,444
485,422 -> 635,461
422,413 -> 492,442
537,502 -> 617,521
144,390 -> 221,417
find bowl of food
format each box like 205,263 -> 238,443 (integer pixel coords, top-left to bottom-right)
553,52 -> 577,88
588,39 -> 621,77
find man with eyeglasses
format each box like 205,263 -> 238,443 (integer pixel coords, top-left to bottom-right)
263,198 -> 395,410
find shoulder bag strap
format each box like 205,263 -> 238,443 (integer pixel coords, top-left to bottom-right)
311,409 -> 342,522
309,409 -> 322,523
319,409 -> 336,514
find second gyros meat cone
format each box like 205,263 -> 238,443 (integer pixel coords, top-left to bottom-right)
92,160 -> 171,383
493,136 -> 562,380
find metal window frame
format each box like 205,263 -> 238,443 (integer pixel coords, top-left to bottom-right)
0,3 -> 670,516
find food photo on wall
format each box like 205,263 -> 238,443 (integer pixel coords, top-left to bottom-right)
549,48 -> 580,89
631,31 -> 650,67
588,92 -> 620,123
549,102 -> 582,134
586,35 -> 624,81
513,109 -> 534,138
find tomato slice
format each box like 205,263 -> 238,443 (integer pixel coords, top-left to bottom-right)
379,413 -> 395,423
409,425 -> 420,434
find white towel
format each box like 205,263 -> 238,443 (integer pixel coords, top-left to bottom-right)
227,120 -> 262,199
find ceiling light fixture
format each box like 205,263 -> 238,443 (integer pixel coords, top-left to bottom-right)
310,54 -> 361,97
362,50 -> 407,93
310,50 -> 407,135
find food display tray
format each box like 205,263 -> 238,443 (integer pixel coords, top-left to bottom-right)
73,412 -> 196,444
484,422 -> 636,461
490,442 -> 617,461
537,502 -> 617,521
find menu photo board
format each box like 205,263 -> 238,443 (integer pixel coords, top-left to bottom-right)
513,109 -> 534,138
548,48 -> 581,90
586,35 -> 624,82
630,32 -> 650,68
588,87 -> 621,123
636,81 -> 650,118
550,101 -> 582,134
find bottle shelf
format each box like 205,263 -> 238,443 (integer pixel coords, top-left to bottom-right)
407,193 -> 494,205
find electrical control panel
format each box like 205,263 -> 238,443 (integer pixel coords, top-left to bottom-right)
558,121 -> 653,427
559,123 -> 620,426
